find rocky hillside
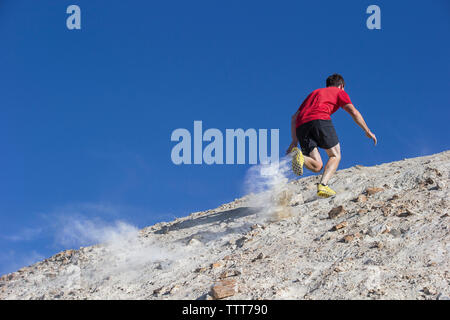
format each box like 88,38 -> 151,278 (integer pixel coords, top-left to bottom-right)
1,151 -> 449,300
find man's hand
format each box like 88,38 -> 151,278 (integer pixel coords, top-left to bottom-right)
286,141 -> 298,155
343,104 -> 377,146
366,131 -> 377,145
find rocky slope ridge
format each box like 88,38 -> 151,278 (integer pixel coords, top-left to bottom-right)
1,151 -> 449,300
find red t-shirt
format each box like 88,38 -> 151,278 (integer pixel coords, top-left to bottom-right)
295,87 -> 352,127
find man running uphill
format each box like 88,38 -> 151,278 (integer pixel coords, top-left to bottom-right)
286,74 -> 377,198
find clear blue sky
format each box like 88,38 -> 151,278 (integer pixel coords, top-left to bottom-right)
0,0 -> 449,275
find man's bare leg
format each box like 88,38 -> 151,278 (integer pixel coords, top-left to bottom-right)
320,143 -> 341,185
303,147 -> 323,173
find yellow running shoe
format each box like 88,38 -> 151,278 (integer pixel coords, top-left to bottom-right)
317,183 -> 336,198
291,147 -> 304,176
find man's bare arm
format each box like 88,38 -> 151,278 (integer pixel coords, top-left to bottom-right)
342,104 -> 377,145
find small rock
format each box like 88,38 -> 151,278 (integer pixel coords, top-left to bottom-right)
187,238 -> 202,246
367,288 -> 384,296
195,267 -> 207,273
397,208 -> 415,217
371,202 -> 384,209
211,262 -> 223,269
334,266 -> 345,272
381,206 -> 391,217
328,206 -> 346,219
423,287 -> 437,295
219,269 -> 241,279
358,208 -> 369,214
342,232 -> 361,243
236,236 -> 249,248
153,286 -> 165,296
252,253 -> 264,262
248,230 -> 260,237
371,241 -> 384,249
211,279 -> 237,299
161,226 -> 170,234
342,235 -> 354,243
356,194 -> 367,203
366,187 -> 384,195
332,221 -> 348,231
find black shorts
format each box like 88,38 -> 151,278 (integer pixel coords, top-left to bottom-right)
296,119 -> 339,155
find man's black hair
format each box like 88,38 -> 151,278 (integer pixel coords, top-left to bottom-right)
326,74 -> 345,88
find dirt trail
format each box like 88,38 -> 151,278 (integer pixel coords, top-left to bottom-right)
1,151 -> 449,300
